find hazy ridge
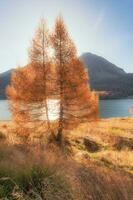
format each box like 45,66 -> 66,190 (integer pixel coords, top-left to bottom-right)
81,52 -> 133,99
1,53 -> 133,99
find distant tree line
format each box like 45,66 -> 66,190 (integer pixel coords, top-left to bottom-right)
91,75 -> 133,99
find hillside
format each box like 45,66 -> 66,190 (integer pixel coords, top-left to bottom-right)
80,53 -> 133,99
0,69 -> 13,99
81,52 -> 126,80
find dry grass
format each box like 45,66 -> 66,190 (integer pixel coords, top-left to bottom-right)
0,118 -> 133,199
0,141 -> 133,200
67,117 -> 133,176
0,142 -> 75,200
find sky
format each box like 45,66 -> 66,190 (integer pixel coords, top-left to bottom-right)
0,0 -> 133,73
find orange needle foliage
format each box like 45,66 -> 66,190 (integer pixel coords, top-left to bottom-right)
52,16 -> 99,143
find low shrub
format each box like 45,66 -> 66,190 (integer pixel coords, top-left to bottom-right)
0,165 -> 74,200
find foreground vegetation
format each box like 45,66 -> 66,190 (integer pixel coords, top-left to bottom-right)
0,117 -> 133,200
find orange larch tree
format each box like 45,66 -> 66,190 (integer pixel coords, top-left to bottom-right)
52,16 -> 98,144
7,19 -> 54,141
28,19 -> 52,134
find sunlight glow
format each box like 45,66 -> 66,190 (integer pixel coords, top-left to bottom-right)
47,99 -> 59,121
39,99 -> 59,121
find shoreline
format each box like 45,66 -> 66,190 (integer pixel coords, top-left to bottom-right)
0,116 -> 133,122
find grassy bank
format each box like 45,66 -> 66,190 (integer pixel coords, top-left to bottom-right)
0,118 -> 133,200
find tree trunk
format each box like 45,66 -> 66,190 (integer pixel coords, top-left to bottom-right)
57,86 -> 63,144
57,31 -> 64,145
42,23 -> 52,137
56,127 -> 63,145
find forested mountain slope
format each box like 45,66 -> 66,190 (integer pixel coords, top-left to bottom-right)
80,52 -> 133,99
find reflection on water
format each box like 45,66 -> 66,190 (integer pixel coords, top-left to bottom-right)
0,100 -> 59,121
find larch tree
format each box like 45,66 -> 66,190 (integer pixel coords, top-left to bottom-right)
52,16 -> 98,144
28,18 -> 53,135
7,19 -> 54,142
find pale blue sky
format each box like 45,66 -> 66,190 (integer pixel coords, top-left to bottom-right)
0,0 -> 133,73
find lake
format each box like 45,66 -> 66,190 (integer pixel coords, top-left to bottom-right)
99,99 -> 133,118
0,99 -> 133,120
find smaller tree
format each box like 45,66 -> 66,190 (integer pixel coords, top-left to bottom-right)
29,19 -> 52,134
7,19 -> 55,143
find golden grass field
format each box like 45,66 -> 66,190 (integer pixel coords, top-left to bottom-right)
0,118 -> 133,200
69,117 -> 133,175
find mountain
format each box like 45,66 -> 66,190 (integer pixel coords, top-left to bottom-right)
80,53 -> 133,99
81,52 -> 126,80
0,69 -> 13,99
0,53 -> 133,100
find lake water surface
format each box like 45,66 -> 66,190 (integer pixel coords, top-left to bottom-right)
0,99 -> 133,120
